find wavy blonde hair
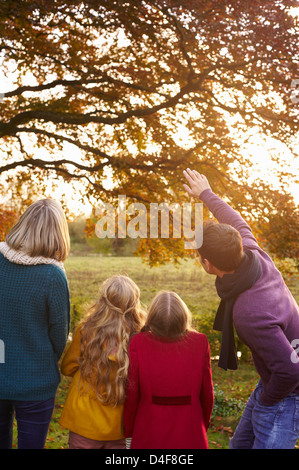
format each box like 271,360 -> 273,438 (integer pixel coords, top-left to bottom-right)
78,275 -> 145,406
5,198 -> 70,261
144,291 -> 193,339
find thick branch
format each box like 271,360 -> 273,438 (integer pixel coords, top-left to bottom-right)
0,73 -> 171,99
0,127 -> 233,177
13,127 -> 162,170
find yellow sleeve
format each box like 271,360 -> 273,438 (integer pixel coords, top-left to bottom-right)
60,325 -> 82,377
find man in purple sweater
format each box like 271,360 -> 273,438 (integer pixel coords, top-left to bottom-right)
183,168 -> 299,449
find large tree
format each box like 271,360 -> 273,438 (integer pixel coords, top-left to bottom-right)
0,0 -> 298,265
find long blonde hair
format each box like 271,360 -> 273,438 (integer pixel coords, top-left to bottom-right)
78,275 -> 145,406
144,291 -> 193,339
5,198 -> 70,261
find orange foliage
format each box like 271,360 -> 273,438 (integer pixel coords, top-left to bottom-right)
0,206 -> 18,240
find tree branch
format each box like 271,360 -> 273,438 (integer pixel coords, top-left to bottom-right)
0,73 -> 171,99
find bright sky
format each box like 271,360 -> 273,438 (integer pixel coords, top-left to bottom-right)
242,138 -> 299,204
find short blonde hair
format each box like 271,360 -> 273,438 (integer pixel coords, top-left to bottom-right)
6,198 -> 70,261
145,291 -> 193,339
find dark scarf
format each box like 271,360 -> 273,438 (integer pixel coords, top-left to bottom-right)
213,250 -> 262,371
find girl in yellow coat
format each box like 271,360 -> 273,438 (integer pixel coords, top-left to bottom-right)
59,275 -> 145,449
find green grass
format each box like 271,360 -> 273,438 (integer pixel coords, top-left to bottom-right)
64,254 -> 220,330
12,254 -> 299,449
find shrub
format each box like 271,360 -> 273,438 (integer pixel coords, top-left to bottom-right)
212,384 -> 245,418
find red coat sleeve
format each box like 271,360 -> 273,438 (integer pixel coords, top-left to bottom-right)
200,336 -> 214,430
123,337 -> 140,437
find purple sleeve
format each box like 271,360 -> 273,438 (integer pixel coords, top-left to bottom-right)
200,189 -> 258,249
235,310 -> 299,405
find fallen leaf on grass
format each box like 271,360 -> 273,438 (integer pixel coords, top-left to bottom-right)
210,441 -> 222,448
215,425 -> 234,435
223,426 -> 234,435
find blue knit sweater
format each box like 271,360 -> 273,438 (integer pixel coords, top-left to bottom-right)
0,253 -> 70,401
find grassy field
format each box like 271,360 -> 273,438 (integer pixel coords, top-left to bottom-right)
13,254 -> 299,449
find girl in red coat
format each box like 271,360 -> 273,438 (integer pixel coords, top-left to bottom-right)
123,291 -> 214,449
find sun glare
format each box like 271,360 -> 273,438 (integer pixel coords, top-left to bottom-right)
241,137 -> 299,204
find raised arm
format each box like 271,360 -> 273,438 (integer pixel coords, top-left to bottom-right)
183,169 -> 258,249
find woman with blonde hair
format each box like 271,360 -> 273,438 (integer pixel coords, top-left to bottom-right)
123,291 -> 214,449
59,274 -> 145,449
0,198 -> 70,449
